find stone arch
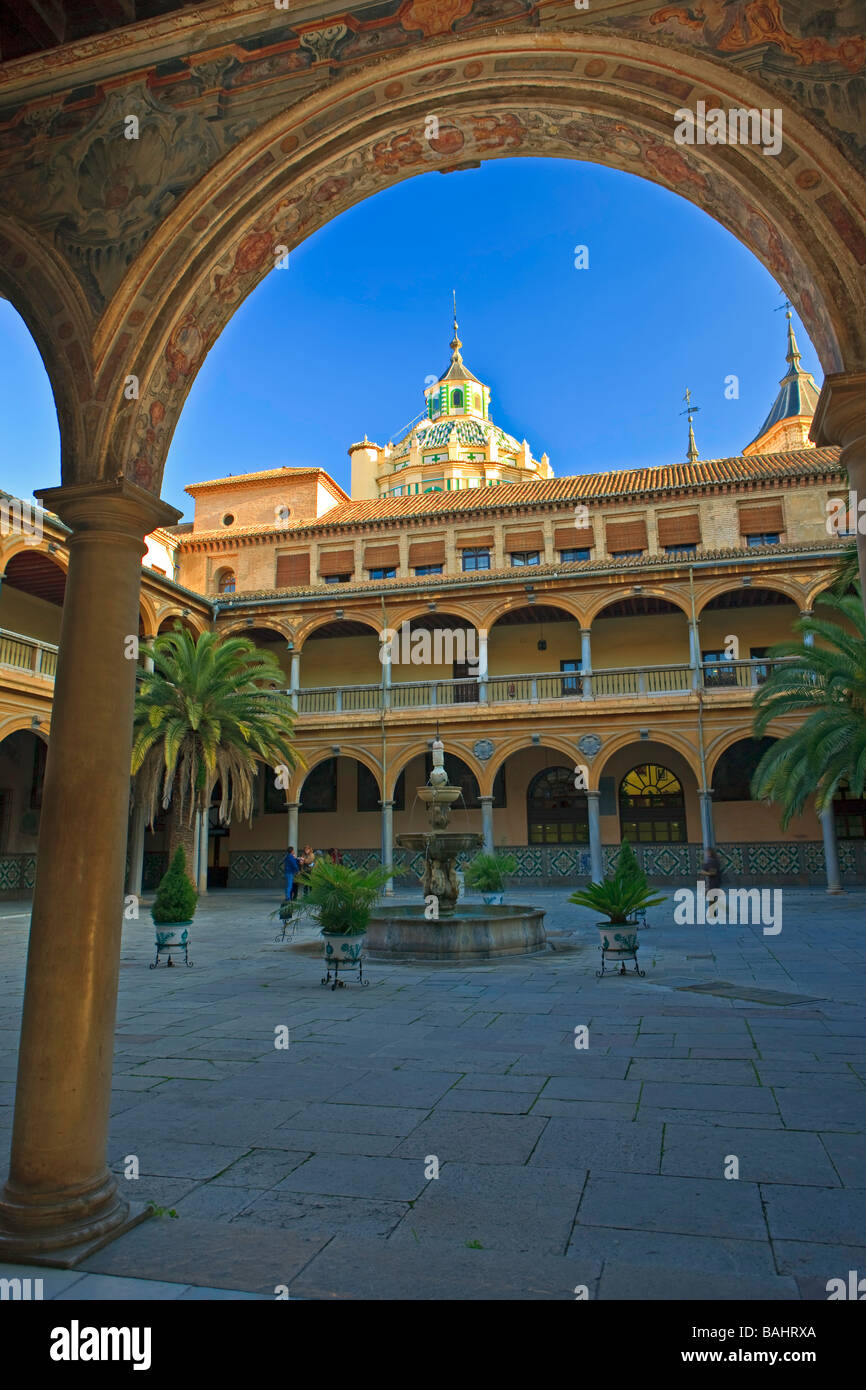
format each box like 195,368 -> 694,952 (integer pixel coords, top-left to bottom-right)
155,606 -> 208,637
596,731 -> 701,787
289,746 -> 383,804
483,593 -> 585,628
586,589 -> 691,626
96,31 -> 866,494
0,717 -> 50,746
0,214 -> 93,481
137,591 -> 159,640
804,573 -> 845,610
295,612 -> 382,650
695,579 -> 807,616
387,600 -> 483,631
386,741 -> 484,801
485,735 -> 587,796
707,733 -> 777,790
219,617 -> 293,643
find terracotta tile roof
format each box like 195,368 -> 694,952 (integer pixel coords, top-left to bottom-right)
185,466 -> 350,500
214,537 -> 844,605
294,448 -> 841,532
177,448 -> 840,545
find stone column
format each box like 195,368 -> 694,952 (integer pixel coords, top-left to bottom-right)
689,619 -> 701,690
197,807 -> 209,895
381,640 -> 391,709
821,805 -> 843,895
0,479 -> 179,1263
126,804 -> 146,898
479,795 -> 494,853
477,628 -> 488,704
381,799 -> 394,894
698,789 -> 716,853
288,649 -> 300,696
287,802 -> 299,855
580,628 -> 592,700
586,790 -> 604,882
802,614 -> 814,649
812,372 -> 866,598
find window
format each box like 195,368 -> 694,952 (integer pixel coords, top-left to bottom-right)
368,567 -> 397,580
560,658 -> 582,696
559,548 -> 590,562
619,764 -> 686,843
528,766 -> 589,844
702,649 -> 738,688
222,513 -> 235,526
462,548 -> 490,572
834,784 -> 866,839
610,549 -> 643,559
414,564 -> 443,576
217,570 -> 236,594
747,533 -> 780,546
510,551 -> 541,567
452,388 -> 463,408
712,737 -> 776,801
324,574 -> 350,584
664,543 -> 697,556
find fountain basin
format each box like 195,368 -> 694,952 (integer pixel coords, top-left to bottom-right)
366,902 -> 547,964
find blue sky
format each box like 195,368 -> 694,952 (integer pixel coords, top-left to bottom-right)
0,157 -> 820,520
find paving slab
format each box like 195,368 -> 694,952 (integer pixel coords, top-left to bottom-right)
575,1172 -> 768,1240
290,1236 -> 599,1300
597,1262 -> 799,1300
762,1184 -> 866,1245
661,1124 -> 841,1186
392,1111 -> 548,1165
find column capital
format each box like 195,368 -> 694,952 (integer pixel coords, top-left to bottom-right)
36,479 -> 180,542
812,371 -> 866,450
585,788 -> 600,801
698,787 -> 714,799
379,799 -> 395,810
478,794 -> 494,805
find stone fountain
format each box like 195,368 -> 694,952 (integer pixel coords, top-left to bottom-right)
365,737 -> 547,963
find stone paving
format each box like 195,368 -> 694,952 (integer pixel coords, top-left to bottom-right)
1,886 -> 865,1300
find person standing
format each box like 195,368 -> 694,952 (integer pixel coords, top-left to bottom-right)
299,845 -> 316,895
284,845 -> 301,903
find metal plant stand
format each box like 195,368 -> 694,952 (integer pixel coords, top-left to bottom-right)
321,955 -> 368,990
150,943 -> 193,968
596,918 -> 644,978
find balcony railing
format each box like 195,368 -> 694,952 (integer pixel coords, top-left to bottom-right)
0,628 -> 58,679
290,658 -> 787,714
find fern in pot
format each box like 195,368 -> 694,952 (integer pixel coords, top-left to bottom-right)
463,851 -> 518,905
568,841 -> 665,955
303,858 -> 392,965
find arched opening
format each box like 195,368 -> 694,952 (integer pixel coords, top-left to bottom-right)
527,765 -> 588,845
488,603 -> 581,699
699,588 -> 800,686
0,728 -> 47,894
299,619 -> 384,711
619,763 -> 687,844
0,550 -> 65,679
591,596 -> 690,695
390,614 -> 479,707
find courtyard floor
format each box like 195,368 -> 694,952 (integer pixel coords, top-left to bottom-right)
1,885 -> 865,1301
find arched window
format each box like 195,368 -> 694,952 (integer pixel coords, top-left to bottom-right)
527,766 -> 588,844
452,388 -> 463,409
619,764 -> 686,843
217,569 -> 236,594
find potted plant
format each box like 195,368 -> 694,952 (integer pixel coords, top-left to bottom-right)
303,857 -> 392,966
568,841 -> 666,956
463,851 -> 518,905
150,845 -> 197,967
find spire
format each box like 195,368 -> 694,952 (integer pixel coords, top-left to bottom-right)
743,297 -> 820,454
681,388 -> 700,464
438,291 -> 480,384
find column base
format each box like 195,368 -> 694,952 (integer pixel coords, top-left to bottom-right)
826,887 -> 845,895
0,1174 -> 152,1267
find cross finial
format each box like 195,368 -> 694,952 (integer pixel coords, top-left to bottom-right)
680,388 -> 700,464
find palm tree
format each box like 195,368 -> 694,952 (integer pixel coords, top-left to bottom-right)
132,626 -> 299,886
750,588 -> 866,824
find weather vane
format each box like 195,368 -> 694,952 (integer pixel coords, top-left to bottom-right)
680,387 -> 700,422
